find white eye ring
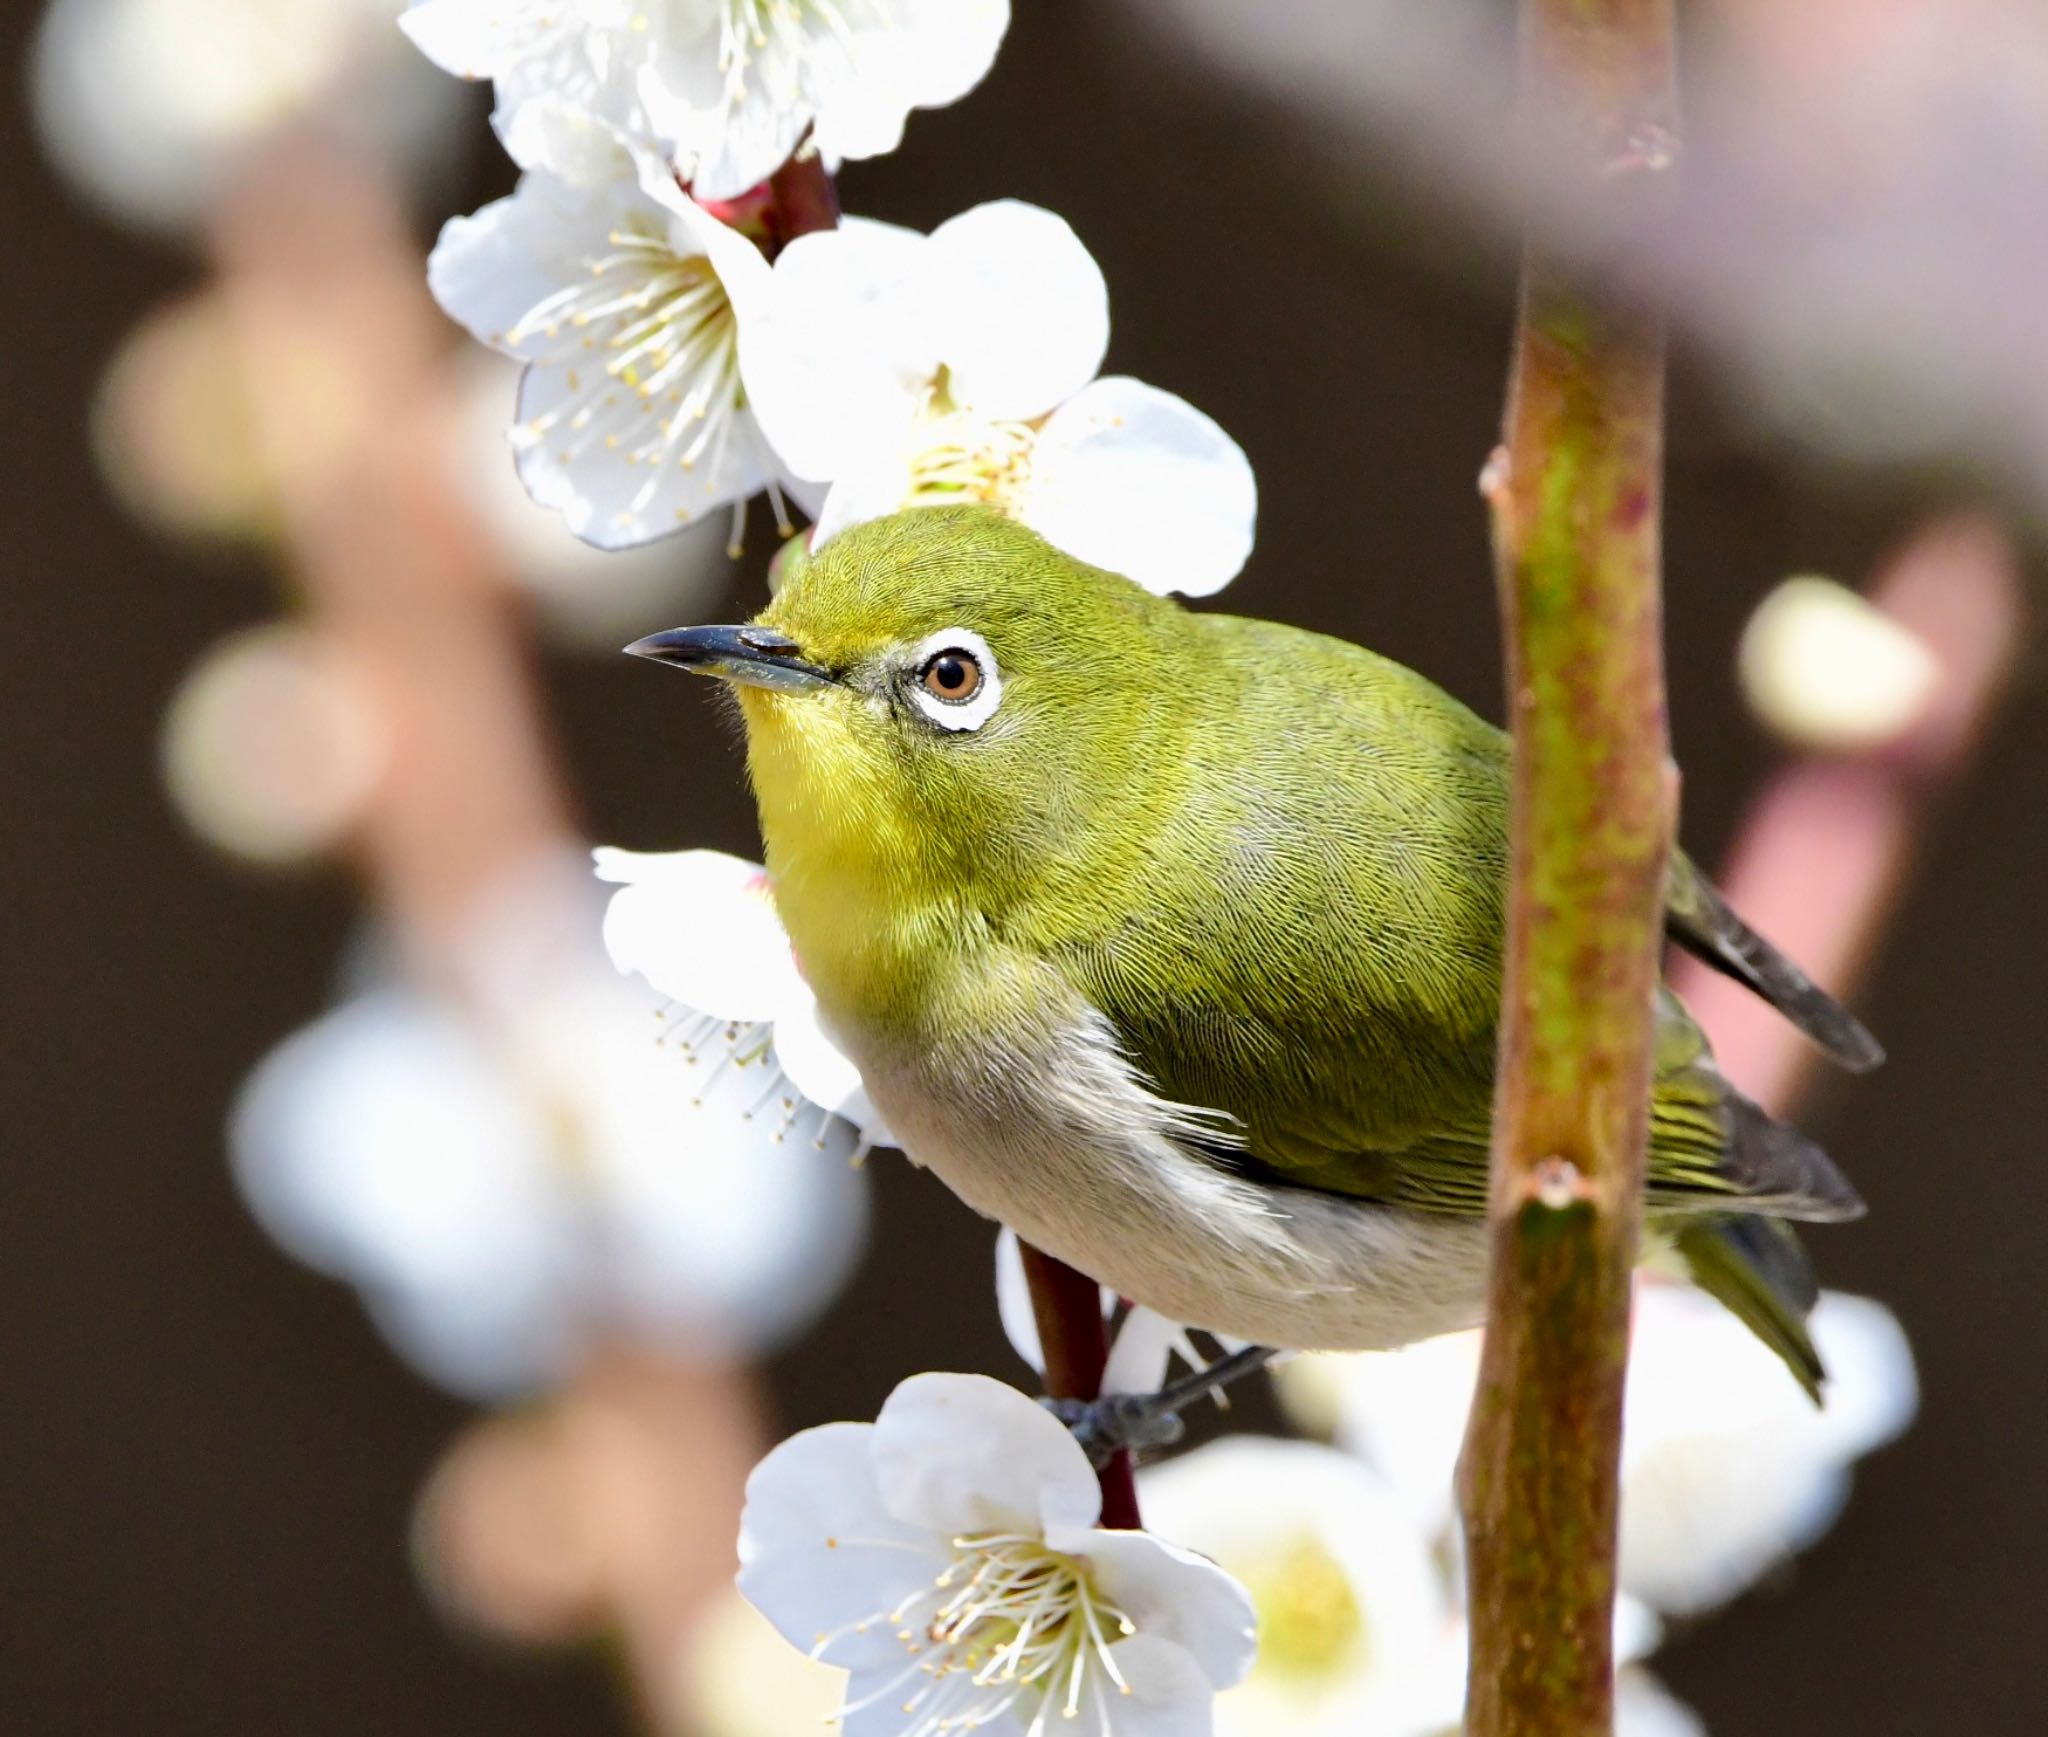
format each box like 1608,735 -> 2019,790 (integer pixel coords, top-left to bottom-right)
907,628 -> 1003,733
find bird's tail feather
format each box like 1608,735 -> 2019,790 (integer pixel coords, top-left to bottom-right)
1666,864 -> 1885,1074
1675,1216 -> 1825,1403
1720,1088 -> 1867,1223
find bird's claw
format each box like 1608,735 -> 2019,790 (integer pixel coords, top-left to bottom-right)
1041,1345 -> 1279,1469
1042,1393 -> 1188,1469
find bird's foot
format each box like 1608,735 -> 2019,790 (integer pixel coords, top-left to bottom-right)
1044,1345 -> 1278,1469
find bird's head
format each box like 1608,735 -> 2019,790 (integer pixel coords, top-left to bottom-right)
627,507 -> 1187,961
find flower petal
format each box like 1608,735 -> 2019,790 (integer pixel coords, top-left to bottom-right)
513,367 -> 769,549
405,1 -> 646,140
839,1690 -> 1025,1737
741,219 -> 933,483
995,1226 -> 1046,1372
361,1270 -> 575,1401
1072,1529 -> 1257,1692
810,0 -> 1012,164
642,166 -> 777,325
925,201 -> 1109,421
1026,377 -> 1257,596
399,0 -> 545,81
569,981 -> 871,1355
427,172 -> 631,362
638,4 -> 810,200
1091,1633 -> 1231,1737
871,1372 -> 1101,1538
494,89 -> 639,183
809,459 -> 919,551
1808,1291 -> 1919,1461
738,1421 -> 950,1675
594,847 -> 808,1022
1275,1331 -> 1480,1537
1101,1306 -> 1189,1397
768,991 -> 889,1137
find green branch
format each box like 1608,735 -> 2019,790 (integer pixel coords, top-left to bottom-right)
1458,3 -> 1679,1733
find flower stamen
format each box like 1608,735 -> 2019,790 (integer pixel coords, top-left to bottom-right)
820,1532 -> 1136,1737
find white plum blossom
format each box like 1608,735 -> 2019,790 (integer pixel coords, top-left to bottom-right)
595,846 -> 892,1146
429,139 -> 802,551
230,956 -> 870,1400
401,0 -> 1011,200
641,0 -> 1013,199
741,199 -> 1258,595
1274,1278 -> 1918,1619
739,1372 -> 1257,1737
401,0 -> 644,143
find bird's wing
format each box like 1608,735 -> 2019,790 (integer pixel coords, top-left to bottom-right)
1167,989 -> 1859,1222
1057,613 -> 1861,1224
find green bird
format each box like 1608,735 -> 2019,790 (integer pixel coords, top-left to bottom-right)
629,507 -> 1878,1401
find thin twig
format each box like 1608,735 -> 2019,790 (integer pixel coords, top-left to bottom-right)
1458,5 -> 1679,1733
767,149 -> 843,245
1019,1243 -> 1143,1529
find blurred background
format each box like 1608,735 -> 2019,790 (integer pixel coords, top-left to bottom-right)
4,0 -> 2043,1732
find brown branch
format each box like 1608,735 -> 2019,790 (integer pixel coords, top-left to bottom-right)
1458,5 -> 1679,1734
1019,1243 -> 1143,1530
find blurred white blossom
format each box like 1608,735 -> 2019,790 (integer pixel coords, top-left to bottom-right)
1140,1438 -> 1456,1737
1276,1279 -> 1917,1618
741,199 -> 1258,595
1142,1437 -> 1688,1737
1611,1671 -> 1710,1737
682,1584 -> 851,1737
429,140 -> 802,551
33,0 -> 465,234
161,623 -> 384,866
232,933 -> 869,1399
1738,576 -> 1940,755
739,1371 -> 1257,1737
596,846 -> 892,1146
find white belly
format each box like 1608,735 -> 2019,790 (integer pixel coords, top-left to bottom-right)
841,1000 -> 1491,1353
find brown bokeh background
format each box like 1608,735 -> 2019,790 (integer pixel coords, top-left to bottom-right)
4,2 -> 2042,1731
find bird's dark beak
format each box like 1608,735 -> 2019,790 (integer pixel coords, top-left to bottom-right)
624,624 -> 838,692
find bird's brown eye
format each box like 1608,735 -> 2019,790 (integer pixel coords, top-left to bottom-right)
921,650 -> 983,704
